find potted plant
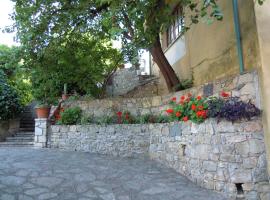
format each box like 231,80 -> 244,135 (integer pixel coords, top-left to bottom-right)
35,101 -> 51,118
32,72 -> 58,119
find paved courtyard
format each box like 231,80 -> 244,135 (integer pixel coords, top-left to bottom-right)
0,148 -> 227,200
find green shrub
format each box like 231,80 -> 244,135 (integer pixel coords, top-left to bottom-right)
137,114 -> 157,124
97,116 -> 114,125
80,114 -> 94,125
58,107 -> 82,125
0,70 -> 22,120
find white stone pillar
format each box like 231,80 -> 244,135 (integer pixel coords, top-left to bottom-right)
34,118 -> 48,148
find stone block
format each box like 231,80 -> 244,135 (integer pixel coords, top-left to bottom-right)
249,139 -> 265,154
38,136 -> 46,143
51,126 -> 60,133
235,141 -> 250,155
35,127 -> 43,136
69,125 -> 77,132
238,73 -> 254,84
203,161 -> 217,172
151,96 -> 162,107
240,82 -> 255,96
169,123 -> 182,137
215,181 -> 225,191
243,157 -> 258,169
244,121 -> 263,132
242,183 -> 254,191
226,135 -> 247,144
230,169 -> 252,183
216,121 -> 234,133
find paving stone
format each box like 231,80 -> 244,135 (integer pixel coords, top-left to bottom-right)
0,147 -> 227,200
0,194 -> 15,200
0,176 -> 25,186
31,177 -> 63,188
24,188 -> 49,196
38,193 -> 58,200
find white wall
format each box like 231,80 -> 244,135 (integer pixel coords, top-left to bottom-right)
164,37 -> 186,66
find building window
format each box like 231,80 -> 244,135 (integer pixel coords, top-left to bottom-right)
167,6 -> 184,47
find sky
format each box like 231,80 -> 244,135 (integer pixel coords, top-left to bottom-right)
0,0 -> 18,46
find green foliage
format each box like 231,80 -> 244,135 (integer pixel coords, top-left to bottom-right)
207,96 -> 225,118
57,107 -> 82,125
156,115 -> 171,123
30,34 -> 122,100
166,94 -> 208,123
173,79 -> 193,91
11,0 -> 224,65
97,116 -> 114,125
0,70 -> 22,121
0,45 -> 33,105
80,114 -> 94,125
137,114 -> 157,124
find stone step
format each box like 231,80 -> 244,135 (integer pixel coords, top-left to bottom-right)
20,124 -> 35,128
14,133 -> 35,137
6,137 -> 34,142
19,128 -> 35,132
0,141 -> 34,146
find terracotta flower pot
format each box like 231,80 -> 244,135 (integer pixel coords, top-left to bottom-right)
35,106 -> 50,118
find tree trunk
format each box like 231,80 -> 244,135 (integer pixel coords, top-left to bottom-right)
149,35 -> 180,92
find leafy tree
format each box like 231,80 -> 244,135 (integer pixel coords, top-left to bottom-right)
0,44 -> 33,105
30,33 -> 122,101
0,70 -> 22,120
11,0 -> 224,92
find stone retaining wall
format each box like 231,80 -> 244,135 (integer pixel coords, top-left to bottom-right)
64,70 -> 261,118
48,118 -> 268,199
49,124 -> 150,157
0,119 -> 20,142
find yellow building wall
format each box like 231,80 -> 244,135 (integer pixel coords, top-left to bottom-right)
153,0 -> 260,94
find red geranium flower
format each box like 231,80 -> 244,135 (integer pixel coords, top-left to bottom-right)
202,110 -> 207,119
181,96 -> 185,100
221,91 -> 230,98
125,113 -> 129,120
171,97 -> 177,102
183,116 -> 188,122
198,105 -> 204,110
191,104 -> 196,111
197,96 -> 202,100
166,109 -> 174,114
175,112 -> 181,117
117,111 -> 122,117
196,111 -> 202,117
186,98 -> 190,102
179,100 -> 184,105
187,93 -> 192,97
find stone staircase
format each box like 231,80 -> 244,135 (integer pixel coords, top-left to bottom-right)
0,105 -> 35,147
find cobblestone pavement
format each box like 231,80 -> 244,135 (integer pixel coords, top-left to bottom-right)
0,148 -> 228,200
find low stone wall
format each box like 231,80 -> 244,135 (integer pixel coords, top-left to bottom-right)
0,119 -> 20,142
48,118 -> 268,198
64,70 -> 261,118
49,124 -> 150,157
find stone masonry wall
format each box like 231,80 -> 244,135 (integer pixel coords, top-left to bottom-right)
106,68 -> 140,97
0,119 -> 20,142
49,118 -> 268,199
49,124 -> 150,158
148,119 -> 268,199
65,71 -> 261,118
